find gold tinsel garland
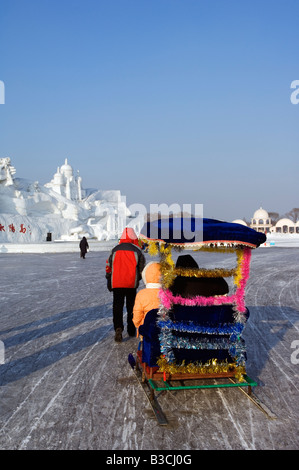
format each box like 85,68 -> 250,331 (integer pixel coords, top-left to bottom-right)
143,239 -> 247,290
159,244 -> 176,288
174,266 -> 237,279
156,356 -> 246,382
234,249 -> 244,288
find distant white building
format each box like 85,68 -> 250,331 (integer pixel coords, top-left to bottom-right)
250,207 -> 272,233
232,219 -> 247,226
233,207 -> 299,234
270,218 -> 299,234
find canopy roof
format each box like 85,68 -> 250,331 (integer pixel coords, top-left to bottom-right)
139,217 -> 267,248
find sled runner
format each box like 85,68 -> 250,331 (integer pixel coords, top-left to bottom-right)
128,217 -> 276,423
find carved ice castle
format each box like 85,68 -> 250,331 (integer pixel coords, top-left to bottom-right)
0,157 -> 139,243
44,159 -> 85,201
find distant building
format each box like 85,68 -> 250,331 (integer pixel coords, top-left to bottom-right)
231,219 -> 247,226
250,207 -> 272,233
232,207 -> 299,234
270,218 -> 299,234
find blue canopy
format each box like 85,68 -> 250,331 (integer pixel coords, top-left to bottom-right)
139,217 -> 267,248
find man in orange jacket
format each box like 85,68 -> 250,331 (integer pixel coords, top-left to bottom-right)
106,228 -> 145,342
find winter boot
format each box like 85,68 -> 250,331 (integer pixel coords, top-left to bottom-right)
127,326 -> 136,337
114,328 -> 122,343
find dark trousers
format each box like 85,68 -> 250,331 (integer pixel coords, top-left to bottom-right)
112,288 -> 136,335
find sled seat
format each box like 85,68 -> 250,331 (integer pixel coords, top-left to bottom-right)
138,304 -> 249,382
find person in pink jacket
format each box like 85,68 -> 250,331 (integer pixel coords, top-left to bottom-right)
133,262 -> 161,336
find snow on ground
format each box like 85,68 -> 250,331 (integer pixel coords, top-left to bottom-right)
1,232 -> 298,254
0,239 -> 116,254
263,233 -> 299,248
0,246 -> 298,450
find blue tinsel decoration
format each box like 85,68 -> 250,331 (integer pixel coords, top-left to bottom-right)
157,319 -> 244,336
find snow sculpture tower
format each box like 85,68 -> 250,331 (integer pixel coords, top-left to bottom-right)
45,158 -> 84,201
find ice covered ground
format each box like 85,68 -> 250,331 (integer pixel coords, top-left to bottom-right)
0,239 -> 116,254
0,246 -> 298,450
1,231 -> 298,254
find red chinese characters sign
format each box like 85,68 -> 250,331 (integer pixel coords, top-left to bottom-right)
0,223 -> 31,234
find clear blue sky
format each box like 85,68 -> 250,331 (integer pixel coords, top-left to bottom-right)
0,0 -> 298,221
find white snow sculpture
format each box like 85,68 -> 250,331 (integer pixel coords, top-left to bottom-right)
44,158 -> 85,201
0,157 -> 16,186
0,157 -> 135,243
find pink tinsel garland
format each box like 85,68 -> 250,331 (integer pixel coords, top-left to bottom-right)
159,248 -> 251,314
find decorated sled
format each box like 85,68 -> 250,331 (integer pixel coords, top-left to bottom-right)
128,217 -> 276,424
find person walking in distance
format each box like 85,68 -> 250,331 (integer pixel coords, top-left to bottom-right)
106,228 -> 145,342
79,236 -> 89,259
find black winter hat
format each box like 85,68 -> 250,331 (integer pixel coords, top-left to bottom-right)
175,255 -> 199,269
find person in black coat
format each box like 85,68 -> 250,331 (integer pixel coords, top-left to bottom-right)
170,254 -> 229,297
79,236 -> 89,259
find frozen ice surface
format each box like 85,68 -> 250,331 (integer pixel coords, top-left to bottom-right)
0,248 -> 298,450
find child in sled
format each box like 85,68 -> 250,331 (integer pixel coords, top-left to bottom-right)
133,262 -> 161,337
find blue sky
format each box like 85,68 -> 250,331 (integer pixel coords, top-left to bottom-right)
0,0 -> 298,221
